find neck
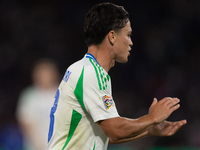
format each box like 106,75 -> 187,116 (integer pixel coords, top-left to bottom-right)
87,45 -> 115,72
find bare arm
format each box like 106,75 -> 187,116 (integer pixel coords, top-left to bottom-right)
98,97 -> 186,144
109,128 -> 149,144
98,116 -> 152,144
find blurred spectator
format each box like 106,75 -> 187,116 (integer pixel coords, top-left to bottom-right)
16,59 -> 60,150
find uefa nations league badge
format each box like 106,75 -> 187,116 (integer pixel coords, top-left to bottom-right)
102,95 -> 115,110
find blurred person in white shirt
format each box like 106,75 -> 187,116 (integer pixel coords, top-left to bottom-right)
16,58 -> 60,150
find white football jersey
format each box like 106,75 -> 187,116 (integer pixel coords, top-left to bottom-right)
47,53 -> 119,150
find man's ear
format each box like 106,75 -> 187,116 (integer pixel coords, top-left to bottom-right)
108,30 -> 116,45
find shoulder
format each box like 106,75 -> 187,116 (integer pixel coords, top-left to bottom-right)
67,57 -> 96,76
61,58 -> 96,85
18,86 -> 35,100
84,59 -> 110,91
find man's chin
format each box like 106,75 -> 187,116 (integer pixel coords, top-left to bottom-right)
116,58 -> 128,64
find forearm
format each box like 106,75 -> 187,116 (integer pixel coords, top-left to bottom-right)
99,115 -> 155,143
109,130 -> 149,144
119,115 -> 154,138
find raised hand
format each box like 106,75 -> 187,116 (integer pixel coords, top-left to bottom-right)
148,97 -> 180,124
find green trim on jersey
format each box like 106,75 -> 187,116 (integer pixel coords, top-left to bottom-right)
89,58 -> 102,90
93,141 -> 96,150
74,66 -> 86,110
98,66 -> 106,90
89,58 -> 110,90
106,74 -> 110,82
62,109 -> 82,150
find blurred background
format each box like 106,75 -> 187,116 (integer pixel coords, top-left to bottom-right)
0,0 -> 200,149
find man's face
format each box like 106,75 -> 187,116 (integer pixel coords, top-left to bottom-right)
113,20 -> 133,63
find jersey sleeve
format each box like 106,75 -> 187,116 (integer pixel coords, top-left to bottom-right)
82,65 -> 119,122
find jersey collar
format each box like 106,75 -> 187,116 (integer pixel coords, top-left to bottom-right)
85,53 -> 100,66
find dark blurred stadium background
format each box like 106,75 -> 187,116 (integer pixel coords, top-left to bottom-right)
0,0 -> 200,149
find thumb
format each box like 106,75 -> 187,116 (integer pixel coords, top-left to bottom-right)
151,98 -> 157,107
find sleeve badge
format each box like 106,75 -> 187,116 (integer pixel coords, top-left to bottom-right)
102,95 -> 115,110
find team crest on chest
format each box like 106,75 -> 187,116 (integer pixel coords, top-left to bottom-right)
102,95 -> 115,110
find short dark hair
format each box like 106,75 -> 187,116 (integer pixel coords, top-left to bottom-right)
84,2 -> 129,46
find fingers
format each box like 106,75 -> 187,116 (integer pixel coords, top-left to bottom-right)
168,120 -> 187,136
181,119 -> 187,125
166,98 -> 180,108
170,103 -> 180,113
150,98 -> 157,107
175,119 -> 187,126
159,97 -> 180,111
159,97 -> 173,104
160,97 -> 179,105
167,98 -> 180,114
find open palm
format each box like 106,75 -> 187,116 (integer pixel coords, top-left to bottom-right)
148,120 -> 186,137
